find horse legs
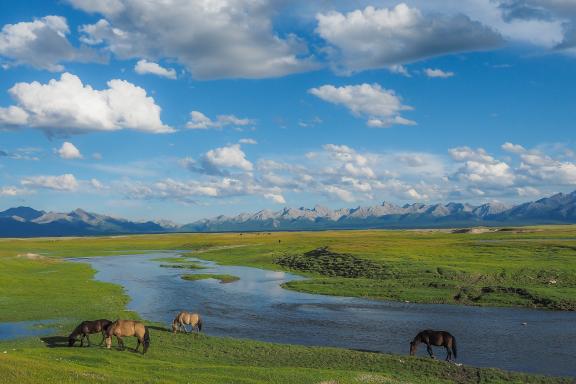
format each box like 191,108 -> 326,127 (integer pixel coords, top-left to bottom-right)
135,338 -> 141,352
426,343 -> 435,359
116,336 -> 124,350
99,332 -> 106,346
445,346 -> 452,361
85,334 -> 91,347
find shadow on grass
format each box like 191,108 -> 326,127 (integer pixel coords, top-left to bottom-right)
350,348 -> 382,354
40,336 -> 69,348
41,335 -> 107,349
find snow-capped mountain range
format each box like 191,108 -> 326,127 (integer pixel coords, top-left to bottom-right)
2,190 -> 576,237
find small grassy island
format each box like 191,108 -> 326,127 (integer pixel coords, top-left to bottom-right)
181,273 -> 240,284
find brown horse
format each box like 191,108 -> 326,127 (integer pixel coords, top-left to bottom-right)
172,311 -> 203,334
68,319 -> 112,347
105,320 -> 150,354
409,330 -> 457,361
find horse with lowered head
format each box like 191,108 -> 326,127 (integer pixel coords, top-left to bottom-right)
68,319 -> 112,347
105,320 -> 150,354
409,330 -> 457,361
172,311 -> 203,334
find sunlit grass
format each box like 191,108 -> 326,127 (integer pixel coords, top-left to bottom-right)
0,227 -> 574,382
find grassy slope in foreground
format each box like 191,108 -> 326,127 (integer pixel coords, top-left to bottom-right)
0,233 -> 572,383
1,332 -> 569,384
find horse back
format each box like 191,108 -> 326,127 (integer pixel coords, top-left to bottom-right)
177,311 -> 199,325
96,319 -> 112,332
111,320 -> 145,337
431,330 -> 453,345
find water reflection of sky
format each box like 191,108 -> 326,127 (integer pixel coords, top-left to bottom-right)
74,253 -> 576,378
0,320 -> 58,340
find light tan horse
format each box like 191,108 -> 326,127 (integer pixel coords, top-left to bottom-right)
105,320 -> 150,354
172,311 -> 203,334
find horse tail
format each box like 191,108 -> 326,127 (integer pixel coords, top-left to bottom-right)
142,327 -> 150,354
451,336 -> 457,359
197,316 -> 203,332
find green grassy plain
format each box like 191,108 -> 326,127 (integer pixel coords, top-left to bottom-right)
0,227 -> 575,383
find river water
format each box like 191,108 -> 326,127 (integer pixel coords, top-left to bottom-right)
73,253 -> 576,377
0,320 -> 58,341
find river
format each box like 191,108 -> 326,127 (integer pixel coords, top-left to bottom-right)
72,252 -> 576,377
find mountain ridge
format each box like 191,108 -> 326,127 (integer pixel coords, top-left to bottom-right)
182,191 -> 576,232
2,190 -> 576,237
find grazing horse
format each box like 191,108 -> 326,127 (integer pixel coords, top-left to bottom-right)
172,311 -> 203,334
68,319 -> 112,347
105,320 -> 150,354
409,330 -> 457,361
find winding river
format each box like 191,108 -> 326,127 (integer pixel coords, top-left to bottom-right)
73,253 -> 576,377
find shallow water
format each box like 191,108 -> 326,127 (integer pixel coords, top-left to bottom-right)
0,320 -> 58,340
73,253 -> 576,377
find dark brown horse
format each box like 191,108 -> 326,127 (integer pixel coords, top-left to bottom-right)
409,330 -> 457,361
68,319 -> 112,347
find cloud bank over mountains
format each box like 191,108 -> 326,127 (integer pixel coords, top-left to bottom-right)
6,141 -> 574,211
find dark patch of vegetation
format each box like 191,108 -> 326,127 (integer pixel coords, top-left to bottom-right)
453,285 -> 576,310
275,246 -> 390,279
481,286 -> 575,311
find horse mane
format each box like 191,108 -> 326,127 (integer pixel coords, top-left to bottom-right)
70,320 -> 93,337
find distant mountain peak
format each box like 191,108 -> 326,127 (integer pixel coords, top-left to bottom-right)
2,190 -> 576,237
0,206 -> 44,221
181,190 -> 576,232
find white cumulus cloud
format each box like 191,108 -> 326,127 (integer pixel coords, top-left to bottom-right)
424,68 -> 455,78
309,83 -> 415,127
450,146 -> 515,187
21,173 -> 79,191
0,186 -> 30,196
0,15 -> 99,71
134,59 -> 176,79
315,3 -> 502,73
204,144 -> 253,172
502,142 -> 526,154
186,111 -> 253,130
264,193 -> 286,204
0,72 -> 173,135
58,142 -> 82,159
74,0 -> 318,80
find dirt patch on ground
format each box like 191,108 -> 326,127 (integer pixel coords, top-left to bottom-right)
451,227 -> 496,234
17,253 -> 46,260
16,253 -> 58,263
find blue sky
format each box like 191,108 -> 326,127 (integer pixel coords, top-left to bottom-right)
1,0 -> 575,223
